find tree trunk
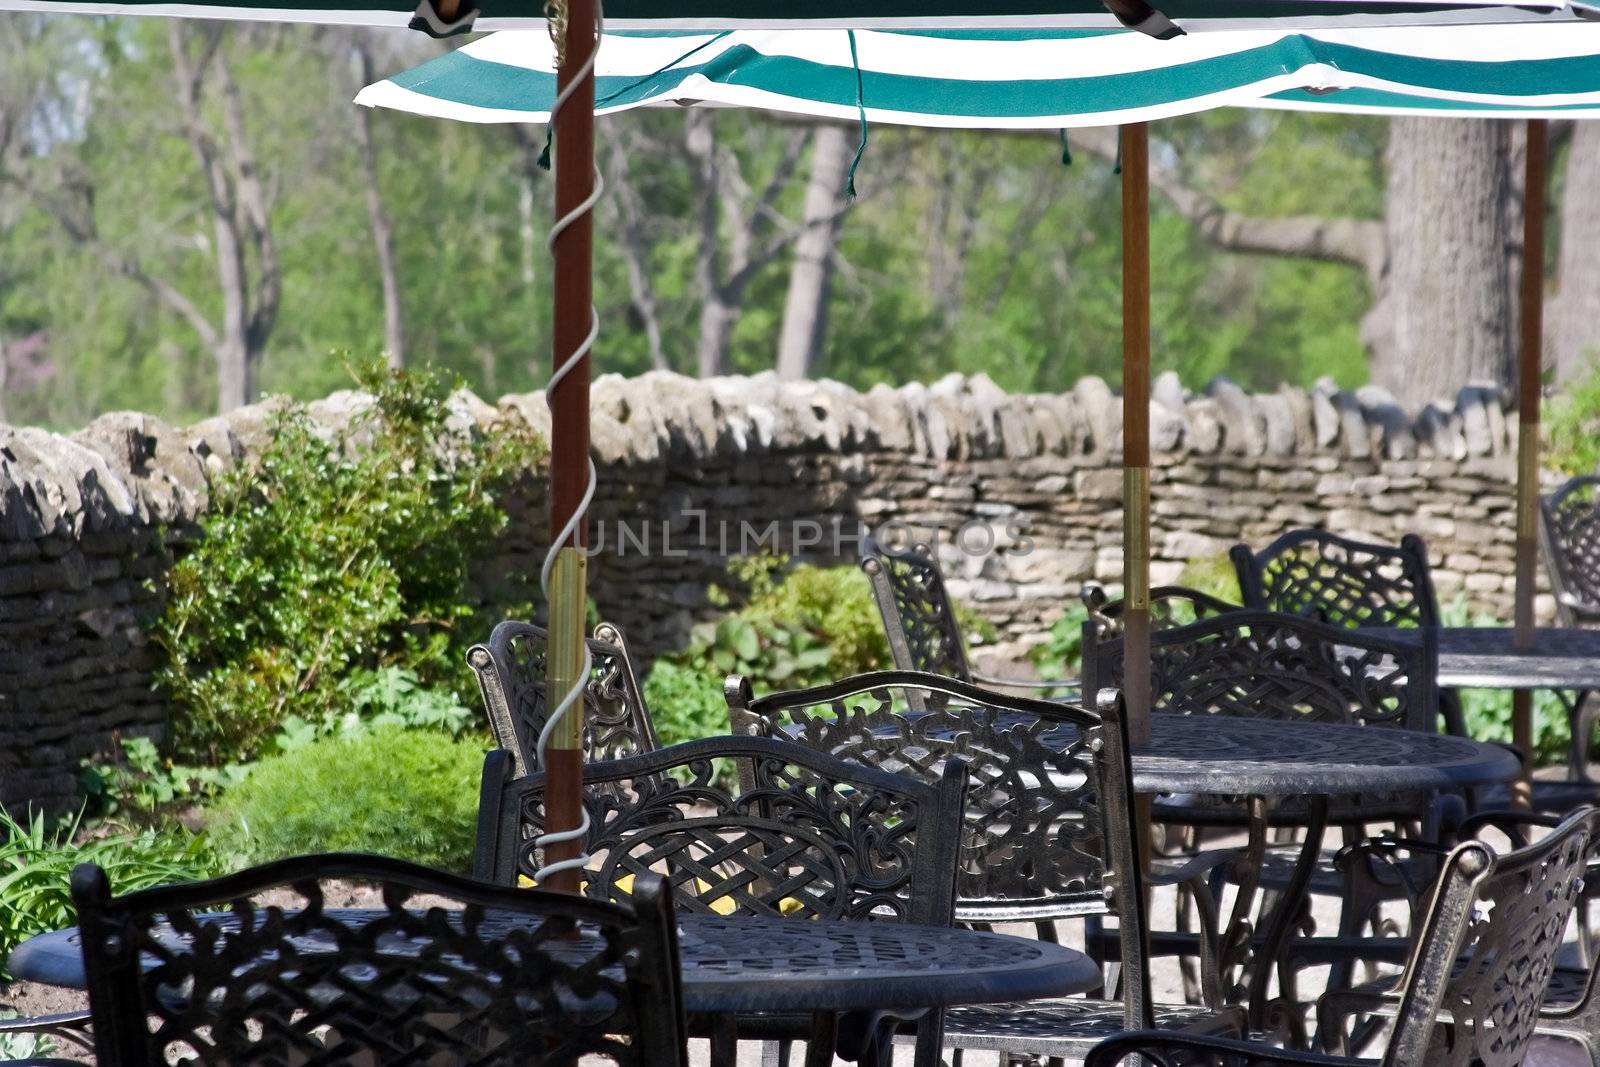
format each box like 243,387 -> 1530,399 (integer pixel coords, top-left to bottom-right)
1364,118 -> 1516,406
352,40 -> 404,369
775,125 -> 852,381
0,330 -> 9,425
696,297 -> 735,378
1552,122 -> 1600,384
217,336 -> 253,412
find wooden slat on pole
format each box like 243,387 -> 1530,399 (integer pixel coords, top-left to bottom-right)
1511,117 -> 1548,810
1122,122 -> 1153,748
543,0 -> 598,892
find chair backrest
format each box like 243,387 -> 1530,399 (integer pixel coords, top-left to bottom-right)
1081,581 -> 1238,636
1232,529 -> 1442,630
1085,609 -> 1438,732
73,852 -> 687,1067
1540,475 -> 1600,626
859,534 -> 973,681
725,670 -> 1155,1029
477,734 -> 967,928
1382,807 -> 1596,1067
469,619 -> 659,778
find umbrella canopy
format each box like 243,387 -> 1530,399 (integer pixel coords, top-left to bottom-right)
0,0 -> 1594,31
357,22 -> 1600,124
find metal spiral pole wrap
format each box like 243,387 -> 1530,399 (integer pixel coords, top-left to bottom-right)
533,0 -> 604,883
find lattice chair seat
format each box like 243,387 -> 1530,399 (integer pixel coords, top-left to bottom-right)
1231,530 -> 1442,632
860,534 -> 1078,697
1086,609 -> 1439,835
72,852 -> 688,1067
474,734 -> 970,1067
468,619 -> 658,778
725,672 -> 1244,1059
1543,475 -> 1600,627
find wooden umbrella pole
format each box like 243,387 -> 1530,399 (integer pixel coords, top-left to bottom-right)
1511,117 -> 1547,809
542,0 -> 599,892
1121,122 -> 1153,749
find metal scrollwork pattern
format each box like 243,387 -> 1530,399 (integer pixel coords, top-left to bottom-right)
860,539 -> 973,680
1233,530 -> 1440,630
72,854 -> 685,1067
469,620 -> 658,778
1089,610 -> 1433,731
1541,475 -> 1600,623
731,673 -> 1118,920
1401,811 -> 1594,1067
494,735 -> 962,927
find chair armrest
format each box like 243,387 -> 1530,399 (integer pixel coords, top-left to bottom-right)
0,1010 -> 92,1037
969,671 -> 1080,697
1084,1030 -> 1363,1067
1459,807 -> 1564,847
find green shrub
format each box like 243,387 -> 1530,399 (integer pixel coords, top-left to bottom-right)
642,557 -> 901,746
1028,602 -> 1091,687
153,358 -> 543,765
0,809 -> 217,981
207,726 -> 485,872
1546,356 -> 1600,478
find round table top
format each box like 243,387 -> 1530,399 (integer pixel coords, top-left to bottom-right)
8,911 -> 1098,1016
1373,626 -> 1600,690
1128,714 -> 1520,797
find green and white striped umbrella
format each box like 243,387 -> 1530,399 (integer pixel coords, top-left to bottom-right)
357,22 -> 1600,125
2,0 -> 1596,32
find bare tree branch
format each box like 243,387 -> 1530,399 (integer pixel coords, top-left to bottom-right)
1068,125 -> 1387,281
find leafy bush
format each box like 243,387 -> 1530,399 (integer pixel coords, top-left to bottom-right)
1438,596 -> 1571,765
153,359 -> 543,765
643,557 -> 906,746
1546,356 -> 1600,478
79,736 -> 250,821
207,726 -> 485,872
1028,602 -> 1091,686
0,809 -> 217,980
80,667 -> 477,820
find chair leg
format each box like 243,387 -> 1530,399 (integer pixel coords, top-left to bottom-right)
762,1040 -> 791,1067
711,1017 -> 739,1067
805,1013 -> 840,1067
911,1008 -> 945,1067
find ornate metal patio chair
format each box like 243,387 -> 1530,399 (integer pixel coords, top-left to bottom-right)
1080,581 -> 1239,636
1084,610 -> 1444,1006
1316,806 -> 1600,1065
726,671 -> 1245,1065
72,851 -> 688,1067
468,619 -> 658,778
859,533 -> 1078,697
1084,805 -> 1595,1067
1235,526 -> 1600,812
475,733 -> 969,1067
1542,474 -> 1600,780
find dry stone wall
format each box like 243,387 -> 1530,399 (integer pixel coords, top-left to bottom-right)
0,370 -> 1551,810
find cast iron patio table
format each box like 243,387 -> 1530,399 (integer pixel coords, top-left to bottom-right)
1371,626 -> 1600,690
9,911 -> 1099,1067
779,711 -> 1517,1038
1133,715 -> 1516,1034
